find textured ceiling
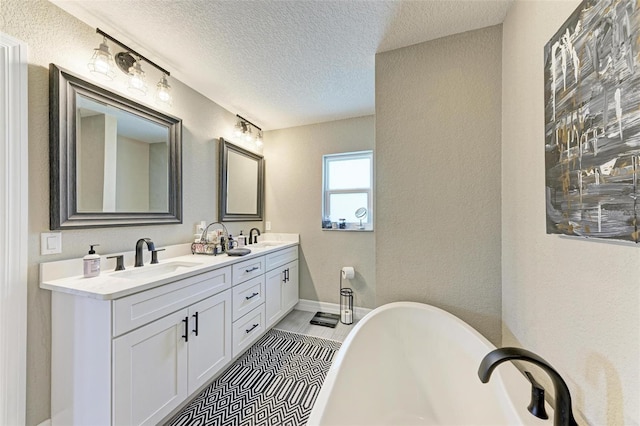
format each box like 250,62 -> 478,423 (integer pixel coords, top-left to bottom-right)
50,0 -> 512,130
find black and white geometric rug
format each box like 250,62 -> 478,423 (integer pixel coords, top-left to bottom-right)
166,329 -> 341,426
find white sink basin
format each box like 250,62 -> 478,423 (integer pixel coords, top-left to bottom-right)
114,261 -> 202,280
247,241 -> 286,249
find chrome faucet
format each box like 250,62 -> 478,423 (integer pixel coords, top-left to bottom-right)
134,238 -> 155,267
248,227 -> 261,244
478,347 -> 578,426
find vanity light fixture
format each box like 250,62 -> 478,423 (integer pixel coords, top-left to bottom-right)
155,74 -> 172,106
235,114 -> 263,148
244,125 -> 253,142
87,36 -> 116,80
127,57 -> 148,95
235,120 -> 248,137
89,28 -> 172,106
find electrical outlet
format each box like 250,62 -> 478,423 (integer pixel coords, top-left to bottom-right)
265,221 -> 271,231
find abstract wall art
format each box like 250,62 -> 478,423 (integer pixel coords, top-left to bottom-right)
544,0 -> 640,242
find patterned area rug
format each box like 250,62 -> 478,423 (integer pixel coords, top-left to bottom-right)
166,329 -> 341,426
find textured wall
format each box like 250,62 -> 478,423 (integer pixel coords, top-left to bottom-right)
1,1 -> 261,424
502,2 -> 639,424
264,116 -> 376,309
375,26 -> 503,345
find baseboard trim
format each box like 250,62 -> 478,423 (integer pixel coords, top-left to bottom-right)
295,299 -> 372,321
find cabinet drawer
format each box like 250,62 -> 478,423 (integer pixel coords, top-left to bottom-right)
113,267 -> 232,337
265,246 -> 298,271
232,256 -> 265,286
232,304 -> 265,357
232,275 -> 265,321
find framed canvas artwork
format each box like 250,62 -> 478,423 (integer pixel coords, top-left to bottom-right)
544,0 -> 640,242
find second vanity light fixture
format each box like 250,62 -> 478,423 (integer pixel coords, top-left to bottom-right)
88,28 -> 172,107
235,114 -> 264,147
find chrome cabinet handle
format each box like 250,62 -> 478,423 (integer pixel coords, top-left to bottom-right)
245,266 -> 259,273
245,323 -> 259,333
245,292 -> 259,300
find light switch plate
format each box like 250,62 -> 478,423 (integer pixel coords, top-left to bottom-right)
41,232 -> 62,255
265,221 -> 271,231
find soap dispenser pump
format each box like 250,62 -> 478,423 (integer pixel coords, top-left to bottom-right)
83,244 -> 101,278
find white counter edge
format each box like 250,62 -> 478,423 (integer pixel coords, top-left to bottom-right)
40,233 -> 299,300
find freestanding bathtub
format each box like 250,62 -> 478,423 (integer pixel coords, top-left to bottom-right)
307,302 -> 553,425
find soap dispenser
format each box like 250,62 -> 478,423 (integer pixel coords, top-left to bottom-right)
83,244 -> 101,278
237,230 -> 247,247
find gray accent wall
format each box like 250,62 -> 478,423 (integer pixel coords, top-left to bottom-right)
375,26 -> 503,345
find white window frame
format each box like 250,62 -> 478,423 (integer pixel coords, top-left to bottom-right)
322,150 -> 374,231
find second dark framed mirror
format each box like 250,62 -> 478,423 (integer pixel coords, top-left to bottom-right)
219,138 -> 264,221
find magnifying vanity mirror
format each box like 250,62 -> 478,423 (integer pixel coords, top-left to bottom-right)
49,64 -> 182,229
355,207 -> 367,229
219,138 -> 264,221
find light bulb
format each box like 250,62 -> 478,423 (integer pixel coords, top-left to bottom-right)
158,87 -> 170,102
94,57 -> 110,73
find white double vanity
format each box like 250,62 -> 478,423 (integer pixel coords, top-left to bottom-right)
40,234 -> 299,426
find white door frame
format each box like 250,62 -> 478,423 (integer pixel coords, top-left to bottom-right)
0,32 -> 28,425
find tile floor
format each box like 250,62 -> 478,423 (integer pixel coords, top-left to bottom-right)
273,309 -> 357,343
163,309 -> 355,425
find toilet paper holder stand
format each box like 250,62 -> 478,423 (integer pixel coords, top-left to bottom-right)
339,268 -> 354,325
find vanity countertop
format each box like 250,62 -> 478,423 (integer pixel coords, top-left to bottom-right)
40,234 -> 298,301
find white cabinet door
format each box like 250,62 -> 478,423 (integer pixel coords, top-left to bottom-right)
282,260 -> 299,312
265,260 -> 299,328
113,309 -> 188,426
265,267 -> 284,328
187,289 -> 232,394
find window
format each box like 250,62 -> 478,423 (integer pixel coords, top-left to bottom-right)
322,150 -> 373,231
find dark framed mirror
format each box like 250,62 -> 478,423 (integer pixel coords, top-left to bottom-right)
219,138 -> 264,221
49,64 -> 182,229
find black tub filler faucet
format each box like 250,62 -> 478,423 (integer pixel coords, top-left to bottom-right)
478,347 -> 578,426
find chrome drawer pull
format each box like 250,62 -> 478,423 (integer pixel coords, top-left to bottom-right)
245,266 -> 259,273
245,323 -> 259,333
245,292 -> 259,300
